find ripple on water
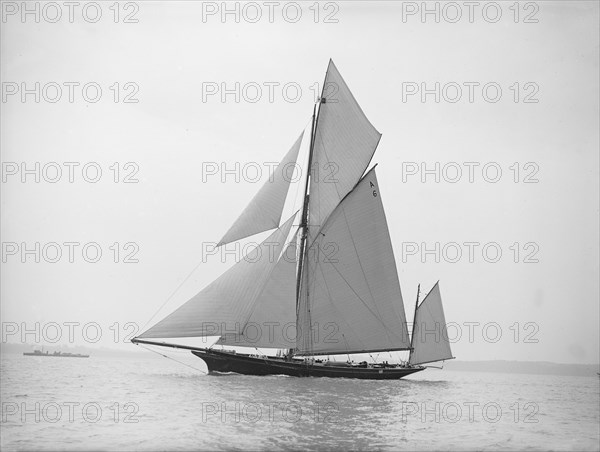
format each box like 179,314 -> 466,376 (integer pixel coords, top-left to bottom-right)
1,355 -> 599,451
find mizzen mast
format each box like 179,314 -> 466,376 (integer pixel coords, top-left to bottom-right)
409,284 -> 420,362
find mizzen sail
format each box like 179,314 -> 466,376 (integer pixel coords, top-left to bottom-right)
409,282 -> 454,365
296,167 -> 411,356
140,214 -> 297,339
218,132 -> 303,246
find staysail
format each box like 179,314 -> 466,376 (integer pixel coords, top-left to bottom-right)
296,167 -> 411,356
139,214 -> 297,339
216,235 -> 298,349
308,60 -> 382,240
409,282 -> 454,365
218,132 -> 303,246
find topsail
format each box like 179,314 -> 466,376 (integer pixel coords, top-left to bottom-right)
308,60 -> 382,240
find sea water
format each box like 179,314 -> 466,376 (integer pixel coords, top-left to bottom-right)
1,353 -> 598,451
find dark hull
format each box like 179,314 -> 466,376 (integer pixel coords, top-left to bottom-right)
192,349 -> 423,380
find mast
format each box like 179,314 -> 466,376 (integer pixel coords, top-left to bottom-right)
409,284 -> 420,362
292,66 -> 327,357
290,103 -> 317,358
295,103 -> 317,307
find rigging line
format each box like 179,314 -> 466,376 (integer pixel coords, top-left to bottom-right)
309,123 -> 325,229
341,333 -> 353,361
290,119 -> 315,217
299,237 -> 318,354
139,257 -> 207,333
303,74 -> 327,236
304,277 -> 314,357
137,343 -> 208,374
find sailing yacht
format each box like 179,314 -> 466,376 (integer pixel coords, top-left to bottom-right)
132,60 -> 454,379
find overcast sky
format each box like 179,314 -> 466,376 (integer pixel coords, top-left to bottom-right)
1,1 -> 598,364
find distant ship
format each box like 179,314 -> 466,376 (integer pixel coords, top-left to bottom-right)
23,349 -> 89,358
132,60 -> 454,379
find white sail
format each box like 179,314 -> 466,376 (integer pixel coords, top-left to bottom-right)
308,60 -> 381,240
296,167 -> 411,356
218,132 -> 303,246
140,214 -> 297,339
216,235 -> 298,349
409,283 -> 454,365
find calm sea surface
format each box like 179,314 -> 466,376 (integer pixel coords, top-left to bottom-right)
1,352 -> 598,451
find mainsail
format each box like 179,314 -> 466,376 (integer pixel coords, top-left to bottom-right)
218,132 -> 303,246
139,214 -> 296,339
408,283 -> 454,365
308,60 -> 382,240
296,167 -> 411,356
